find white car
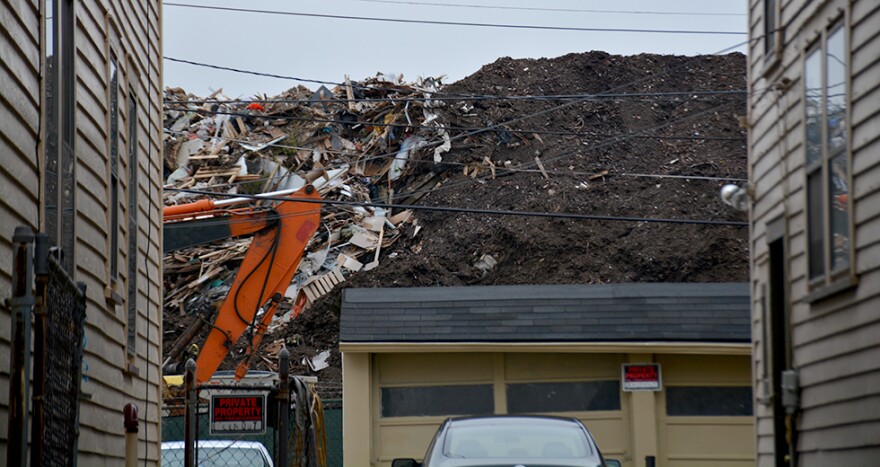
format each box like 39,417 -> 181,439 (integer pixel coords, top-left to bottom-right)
161,440 -> 273,467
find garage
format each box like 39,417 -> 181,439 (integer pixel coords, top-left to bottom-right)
339,283 -> 754,467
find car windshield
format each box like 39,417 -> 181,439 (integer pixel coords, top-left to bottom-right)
161,446 -> 269,467
443,422 -> 592,459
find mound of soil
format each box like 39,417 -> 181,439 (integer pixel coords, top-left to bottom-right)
267,51 -> 748,398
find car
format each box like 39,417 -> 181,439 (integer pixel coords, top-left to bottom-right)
392,415 -> 620,467
161,440 -> 274,467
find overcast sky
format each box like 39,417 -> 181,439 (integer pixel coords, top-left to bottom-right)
162,0 -> 748,98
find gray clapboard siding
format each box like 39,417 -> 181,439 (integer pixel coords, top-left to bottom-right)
749,0 -> 880,464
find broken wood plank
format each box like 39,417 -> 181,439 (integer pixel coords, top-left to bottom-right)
534,156 -> 550,179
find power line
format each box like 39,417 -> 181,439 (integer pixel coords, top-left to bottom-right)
164,56 -> 750,101
164,186 -> 748,227
166,38 -> 755,211
164,3 -> 748,35
162,129 -> 747,185
162,104 -> 746,142
337,0 -> 747,16
164,89 -> 750,105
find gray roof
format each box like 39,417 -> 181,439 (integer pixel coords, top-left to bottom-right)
340,283 -> 750,343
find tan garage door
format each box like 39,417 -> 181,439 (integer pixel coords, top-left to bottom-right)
373,352 -> 629,466
656,355 -> 756,467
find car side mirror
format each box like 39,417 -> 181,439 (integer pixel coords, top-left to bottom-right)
391,459 -> 421,467
605,459 -> 622,467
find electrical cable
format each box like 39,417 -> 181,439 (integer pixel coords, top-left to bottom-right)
164,186 -> 748,227
164,55 -> 751,100
334,0 -> 747,16
161,96 -> 746,210
161,128 -> 746,188
163,3 -> 748,35
161,105 -> 747,142
164,88 -> 751,105
164,38 -> 756,230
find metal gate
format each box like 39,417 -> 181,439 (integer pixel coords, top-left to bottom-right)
7,228 -> 87,467
162,349 -> 327,467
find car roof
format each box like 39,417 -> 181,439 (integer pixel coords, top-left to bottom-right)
446,414 -> 585,428
161,440 -> 268,449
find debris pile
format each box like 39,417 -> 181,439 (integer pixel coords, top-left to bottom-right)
163,51 -> 750,399
162,74 -> 454,392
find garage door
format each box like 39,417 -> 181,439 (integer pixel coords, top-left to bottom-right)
656,355 -> 755,466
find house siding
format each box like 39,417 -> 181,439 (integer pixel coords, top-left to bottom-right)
0,0 -> 41,458
749,0 -> 880,465
0,0 -> 162,463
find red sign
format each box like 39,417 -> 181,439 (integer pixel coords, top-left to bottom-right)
622,363 -> 662,391
210,394 -> 266,434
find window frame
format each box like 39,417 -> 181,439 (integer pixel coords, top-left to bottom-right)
126,82 -> 140,358
665,385 -> 754,417
803,17 -> 855,293
380,384 -> 495,418
506,380 -> 621,414
43,0 -> 76,272
761,0 -> 783,76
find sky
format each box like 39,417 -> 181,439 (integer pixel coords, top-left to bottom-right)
162,0 -> 748,98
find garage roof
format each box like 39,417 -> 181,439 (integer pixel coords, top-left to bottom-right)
340,283 -> 749,343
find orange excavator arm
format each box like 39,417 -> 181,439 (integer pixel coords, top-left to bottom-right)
163,185 -> 322,383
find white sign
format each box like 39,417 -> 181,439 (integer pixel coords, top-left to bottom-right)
622,363 -> 662,392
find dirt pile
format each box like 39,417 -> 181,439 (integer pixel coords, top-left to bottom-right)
162,51 -> 748,399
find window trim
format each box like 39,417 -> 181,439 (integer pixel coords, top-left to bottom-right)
803,16 -> 856,294
761,0 -> 783,76
126,82 -> 140,358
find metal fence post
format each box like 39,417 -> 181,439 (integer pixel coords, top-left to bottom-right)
124,403 -> 140,467
30,233 -> 49,466
277,347 -> 290,467
6,226 -> 35,467
184,358 -> 197,467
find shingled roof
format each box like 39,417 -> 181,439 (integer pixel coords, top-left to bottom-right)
339,283 -> 750,343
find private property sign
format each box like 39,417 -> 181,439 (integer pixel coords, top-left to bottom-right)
210,394 -> 267,435
622,363 -> 662,391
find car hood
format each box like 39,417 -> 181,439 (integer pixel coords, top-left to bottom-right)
433,460 -> 603,467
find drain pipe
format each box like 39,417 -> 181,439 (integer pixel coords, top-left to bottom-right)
124,403 -> 139,467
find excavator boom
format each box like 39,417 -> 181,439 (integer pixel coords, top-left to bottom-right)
163,185 -> 322,383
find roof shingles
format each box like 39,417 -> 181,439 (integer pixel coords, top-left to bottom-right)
340,283 -> 749,344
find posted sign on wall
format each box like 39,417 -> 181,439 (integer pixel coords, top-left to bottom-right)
210,394 -> 267,435
622,363 -> 662,391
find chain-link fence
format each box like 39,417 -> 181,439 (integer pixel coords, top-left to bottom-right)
322,400 -> 343,467
162,387 -> 276,466
39,254 -> 87,467
161,367 -> 342,466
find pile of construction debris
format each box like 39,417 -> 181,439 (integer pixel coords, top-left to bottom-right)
163,51 -> 750,399
162,74 -> 456,387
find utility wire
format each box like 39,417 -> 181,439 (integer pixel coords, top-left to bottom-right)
161,105 -> 747,141
163,129 -> 746,186
165,38 -> 755,216
164,186 -> 748,227
164,56 -> 749,101
164,89 -> 751,105
337,0 -> 747,16
164,3 -> 748,35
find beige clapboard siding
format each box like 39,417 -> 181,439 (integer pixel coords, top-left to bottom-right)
68,0 -> 162,463
0,0 -> 41,460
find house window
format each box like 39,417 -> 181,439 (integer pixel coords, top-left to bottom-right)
764,0 -> 777,57
805,23 -> 850,282
507,381 -> 620,413
127,88 -> 139,355
43,0 -> 75,272
109,57 -> 120,280
666,386 -> 753,416
381,385 -> 494,418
